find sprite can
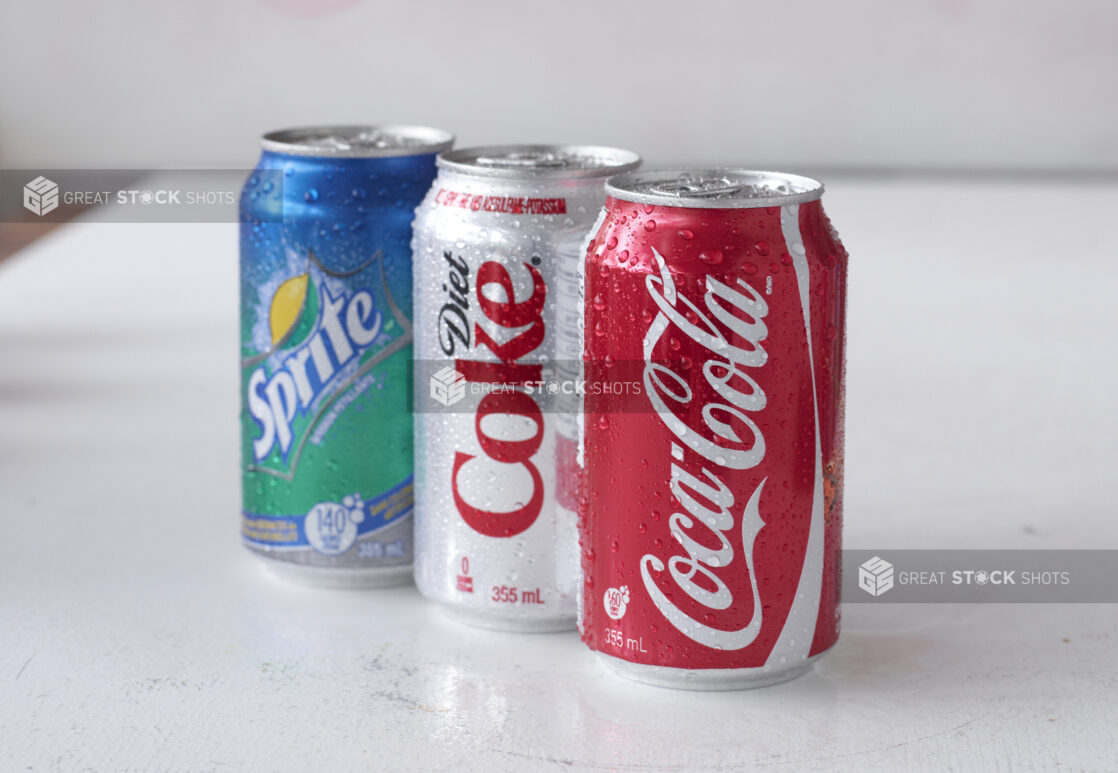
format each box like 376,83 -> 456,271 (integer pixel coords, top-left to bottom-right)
239,125 -> 454,587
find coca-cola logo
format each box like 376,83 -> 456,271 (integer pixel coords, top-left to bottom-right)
638,248 -> 771,650
451,259 -> 547,538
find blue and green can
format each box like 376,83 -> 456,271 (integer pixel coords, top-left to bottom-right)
239,125 -> 453,586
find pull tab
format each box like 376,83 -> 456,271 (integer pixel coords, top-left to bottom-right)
649,174 -> 744,198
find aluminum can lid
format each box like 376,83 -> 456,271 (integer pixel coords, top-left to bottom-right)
437,145 -> 641,179
260,125 -> 454,158
606,168 -> 823,208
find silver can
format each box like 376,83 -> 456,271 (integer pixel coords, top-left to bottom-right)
411,145 -> 641,631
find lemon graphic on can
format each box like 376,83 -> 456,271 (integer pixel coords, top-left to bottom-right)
268,272 -> 319,349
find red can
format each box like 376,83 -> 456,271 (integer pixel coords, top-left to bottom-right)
578,170 -> 847,689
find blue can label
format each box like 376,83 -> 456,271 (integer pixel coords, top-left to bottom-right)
240,149 -> 438,569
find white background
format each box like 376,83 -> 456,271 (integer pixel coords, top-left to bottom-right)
0,0 -> 1115,169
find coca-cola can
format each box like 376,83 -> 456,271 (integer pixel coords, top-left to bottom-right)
579,170 -> 847,687
412,145 -> 641,631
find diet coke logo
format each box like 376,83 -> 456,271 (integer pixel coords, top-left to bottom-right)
637,249 -> 771,651
450,257 -> 548,538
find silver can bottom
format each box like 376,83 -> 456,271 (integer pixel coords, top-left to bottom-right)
596,651 -> 825,691
258,557 -> 413,590
437,603 -> 576,634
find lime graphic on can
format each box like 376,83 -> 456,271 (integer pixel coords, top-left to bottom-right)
239,125 -> 453,587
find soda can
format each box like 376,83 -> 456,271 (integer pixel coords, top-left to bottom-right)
239,125 -> 453,588
411,145 -> 641,631
579,170 -> 847,687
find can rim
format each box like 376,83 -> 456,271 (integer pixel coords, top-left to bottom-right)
437,144 -> 642,179
605,169 -> 824,208
260,125 -> 455,158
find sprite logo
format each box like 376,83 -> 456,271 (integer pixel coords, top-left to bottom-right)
246,272 -> 382,462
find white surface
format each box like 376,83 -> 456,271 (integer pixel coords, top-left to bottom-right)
2,176 -> 1118,771
1,1 -> 1116,169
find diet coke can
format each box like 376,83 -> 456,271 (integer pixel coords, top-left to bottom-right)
579,170 -> 847,687
412,145 -> 641,631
